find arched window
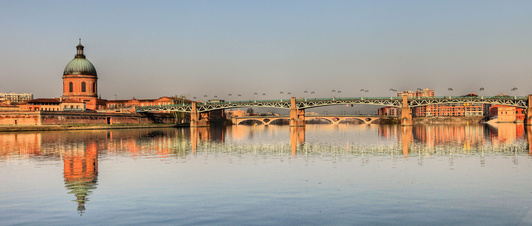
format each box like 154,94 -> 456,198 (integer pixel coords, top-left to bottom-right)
92,82 -> 96,93
69,82 -> 73,92
81,82 -> 86,92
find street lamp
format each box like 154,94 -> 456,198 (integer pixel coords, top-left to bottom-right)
479,87 -> 484,98
511,87 -> 518,98
389,88 -> 397,98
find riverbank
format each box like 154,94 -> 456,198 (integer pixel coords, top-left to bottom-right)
413,116 -> 484,124
0,123 -> 177,132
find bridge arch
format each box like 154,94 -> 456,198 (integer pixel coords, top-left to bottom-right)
268,118 -> 289,125
336,117 -> 366,125
305,117 -> 334,124
237,119 -> 265,125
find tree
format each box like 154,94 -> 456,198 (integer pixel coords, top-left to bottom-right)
172,95 -> 189,124
246,108 -> 254,115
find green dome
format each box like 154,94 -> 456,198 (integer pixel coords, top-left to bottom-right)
63,58 -> 97,76
63,40 -> 97,76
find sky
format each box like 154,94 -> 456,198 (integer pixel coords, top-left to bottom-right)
1,0 -> 532,101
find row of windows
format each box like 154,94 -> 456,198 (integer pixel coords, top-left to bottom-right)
68,82 -> 96,93
107,102 -> 172,108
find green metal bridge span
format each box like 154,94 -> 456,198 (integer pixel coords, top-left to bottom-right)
136,96 -> 528,113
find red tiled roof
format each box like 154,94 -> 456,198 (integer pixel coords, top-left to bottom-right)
28,98 -> 60,103
61,99 -> 83,103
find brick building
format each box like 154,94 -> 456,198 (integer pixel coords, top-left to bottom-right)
489,105 -> 525,123
378,106 -> 399,116
62,39 -> 106,110
413,103 -> 483,117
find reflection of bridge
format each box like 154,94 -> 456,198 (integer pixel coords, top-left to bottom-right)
233,115 -> 395,125
136,95 -> 532,127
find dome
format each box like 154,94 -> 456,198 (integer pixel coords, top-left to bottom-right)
63,39 -> 97,76
63,58 -> 97,76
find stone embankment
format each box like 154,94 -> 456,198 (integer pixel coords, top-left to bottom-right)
413,116 -> 484,124
0,124 -> 176,132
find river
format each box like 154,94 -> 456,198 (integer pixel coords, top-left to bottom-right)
1,124 -> 532,225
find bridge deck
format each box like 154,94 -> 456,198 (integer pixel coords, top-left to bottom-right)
136,96 -> 528,113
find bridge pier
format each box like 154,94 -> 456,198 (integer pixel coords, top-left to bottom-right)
290,127 -> 306,156
526,95 -> 532,126
290,97 -> 305,127
190,102 -> 210,127
400,95 -> 413,126
401,126 -> 413,157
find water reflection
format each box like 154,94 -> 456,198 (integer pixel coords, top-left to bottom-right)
290,127 -> 305,156
63,143 -> 98,215
1,124 -> 531,215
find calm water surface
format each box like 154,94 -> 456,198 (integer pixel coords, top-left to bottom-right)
1,124 -> 532,225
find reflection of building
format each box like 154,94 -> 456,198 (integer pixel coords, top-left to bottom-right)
487,124 -> 524,147
63,143 -> 98,215
0,128 -> 195,214
0,133 -> 42,158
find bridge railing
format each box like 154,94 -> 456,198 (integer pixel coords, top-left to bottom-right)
415,96 -> 526,99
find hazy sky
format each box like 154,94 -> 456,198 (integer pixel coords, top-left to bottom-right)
1,0 -> 532,100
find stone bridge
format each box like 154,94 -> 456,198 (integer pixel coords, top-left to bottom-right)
233,115 -> 395,125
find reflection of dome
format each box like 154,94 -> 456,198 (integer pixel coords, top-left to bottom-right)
64,177 -> 98,215
63,144 -> 99,215
63,39 -> 97,76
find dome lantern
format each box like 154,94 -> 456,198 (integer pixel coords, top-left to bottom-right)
75,38 -> 86,58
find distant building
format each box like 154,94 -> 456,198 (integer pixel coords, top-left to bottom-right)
226,109 -> 246,118
378,107 -> 399,116
22,98 -> 85,112
397,88 -> 434,98
413,103 -> 483,117
0,93 -> 33,103
106,97 -> 178,113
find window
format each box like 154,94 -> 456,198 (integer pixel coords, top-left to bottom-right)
69,82 -> 73,92
92,83 -> 96,93
82,82 -> 86,92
